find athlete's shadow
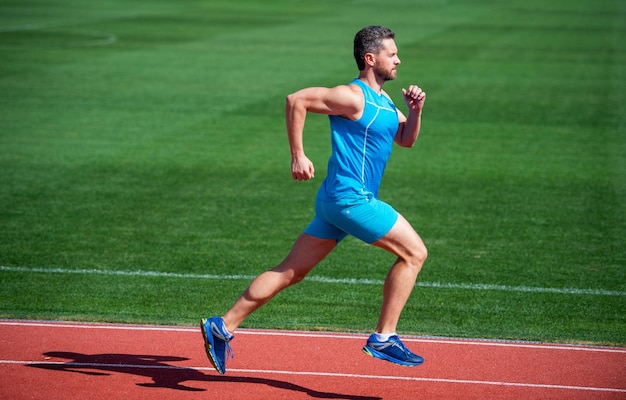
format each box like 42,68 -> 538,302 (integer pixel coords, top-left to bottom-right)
28,351 -> 382,399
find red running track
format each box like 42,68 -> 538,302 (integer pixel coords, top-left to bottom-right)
0,320 -> 624,399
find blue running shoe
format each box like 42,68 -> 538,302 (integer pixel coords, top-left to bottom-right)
200,317 -> 234,374
362,334 -> 424,366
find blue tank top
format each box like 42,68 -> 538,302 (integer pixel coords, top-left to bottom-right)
317,78 -> 399,203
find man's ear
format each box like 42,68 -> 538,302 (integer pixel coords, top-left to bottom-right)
364,53 -> 376,67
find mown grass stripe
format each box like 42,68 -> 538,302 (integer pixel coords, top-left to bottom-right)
1,265 -> 623,297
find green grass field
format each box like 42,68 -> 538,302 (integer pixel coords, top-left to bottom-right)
1,0 -> 625,346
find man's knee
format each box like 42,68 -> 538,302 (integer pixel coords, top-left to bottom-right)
406,242 -> 427,270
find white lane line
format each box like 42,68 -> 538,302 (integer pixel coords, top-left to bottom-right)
2,265 -> 624,296
1,320 -> 625,354
231,368 -> 626,393
1,359 -> 624,393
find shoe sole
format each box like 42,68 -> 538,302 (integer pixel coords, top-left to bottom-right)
200,318 -> 226,374
362,345 -> 424,366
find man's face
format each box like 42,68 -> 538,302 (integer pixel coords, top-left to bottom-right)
372,38 -> 401,81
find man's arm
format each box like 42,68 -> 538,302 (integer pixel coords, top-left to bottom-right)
285,85 -> 363,181
394,85 -> 426,148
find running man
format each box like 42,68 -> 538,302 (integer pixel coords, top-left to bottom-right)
201,25 -> 428,374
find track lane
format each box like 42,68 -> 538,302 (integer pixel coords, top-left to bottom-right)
1,321 -> 624,399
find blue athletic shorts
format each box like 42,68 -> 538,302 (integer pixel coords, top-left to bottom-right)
304,195 -> 399,244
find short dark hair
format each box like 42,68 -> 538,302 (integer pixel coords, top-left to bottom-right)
353,25 -> 395,70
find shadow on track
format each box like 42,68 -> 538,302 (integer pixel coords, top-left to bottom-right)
28,351 -> 382,399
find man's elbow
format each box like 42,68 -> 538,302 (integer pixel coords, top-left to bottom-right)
286,93 -> 295,107
286,92 -> 304,111
395,134 -> 417,148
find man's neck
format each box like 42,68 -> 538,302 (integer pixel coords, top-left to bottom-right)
357,71 -> 385,94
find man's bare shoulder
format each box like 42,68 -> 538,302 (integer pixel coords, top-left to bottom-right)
328,82 -> 363,98
332,83 -> 364,119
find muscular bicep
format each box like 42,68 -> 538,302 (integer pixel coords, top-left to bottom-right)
288,85 -> 363,119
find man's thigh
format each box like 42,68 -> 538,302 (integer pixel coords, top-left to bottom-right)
372,214 -> 427,261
